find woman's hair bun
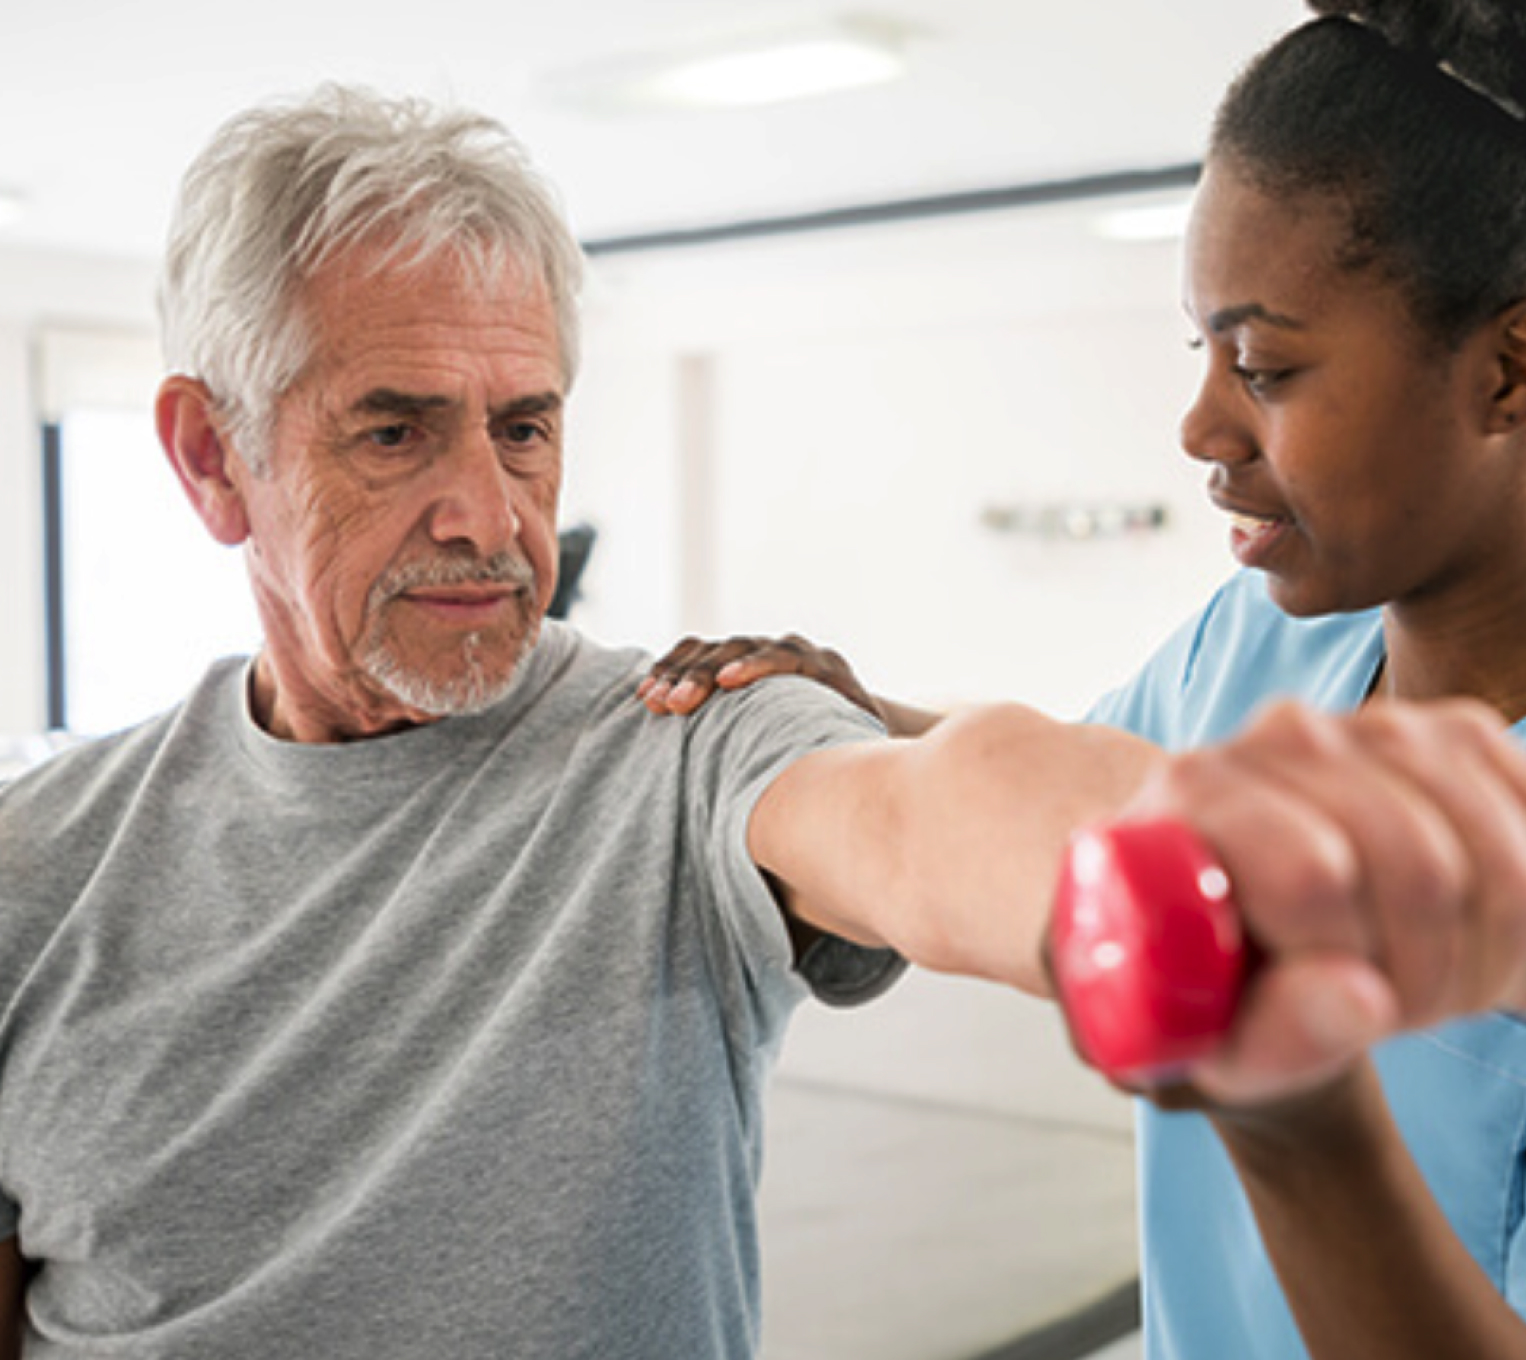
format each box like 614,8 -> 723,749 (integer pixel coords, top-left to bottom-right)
1304,0 -> 1526,119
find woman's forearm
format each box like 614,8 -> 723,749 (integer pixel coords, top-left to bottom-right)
1215,1063 -> 1526,1360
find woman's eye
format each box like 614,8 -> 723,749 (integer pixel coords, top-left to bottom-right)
1233,364 -> 1292,393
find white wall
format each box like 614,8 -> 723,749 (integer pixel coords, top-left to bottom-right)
565,202 -> 1233,1131
569,200 -> 1228,712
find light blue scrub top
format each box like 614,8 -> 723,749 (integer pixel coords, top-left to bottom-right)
1089,569 -> 1526,1359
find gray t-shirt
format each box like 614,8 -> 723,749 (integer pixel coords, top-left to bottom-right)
0,622 -> 896,1358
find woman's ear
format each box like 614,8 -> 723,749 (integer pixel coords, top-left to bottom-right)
155,376 -> 252,546
1487,300 -> 1526,433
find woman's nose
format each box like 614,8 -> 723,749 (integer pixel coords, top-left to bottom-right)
1179,373 -> 1254,468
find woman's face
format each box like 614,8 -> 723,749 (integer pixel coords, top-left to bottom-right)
1180,159 -> 1523,619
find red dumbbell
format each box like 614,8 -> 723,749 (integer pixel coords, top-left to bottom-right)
1048,818 -> 1251,1085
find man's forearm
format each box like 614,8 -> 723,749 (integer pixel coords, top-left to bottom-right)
748,702 -> 1162,994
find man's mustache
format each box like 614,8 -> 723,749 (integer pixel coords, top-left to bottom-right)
370,552 -> 538,607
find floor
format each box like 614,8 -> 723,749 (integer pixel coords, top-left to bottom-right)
757,1075 -> 1140,1360
1085,1335 -> 1144,1360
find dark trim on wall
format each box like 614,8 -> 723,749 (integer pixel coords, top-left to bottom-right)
582,162 -> 1201,257
40,421 -> 67,732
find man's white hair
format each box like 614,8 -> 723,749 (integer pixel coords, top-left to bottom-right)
157,83 -> 586,473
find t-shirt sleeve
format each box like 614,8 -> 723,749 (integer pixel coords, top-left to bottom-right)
680,675 -> 906,1012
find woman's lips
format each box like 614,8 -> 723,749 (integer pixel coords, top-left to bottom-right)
1225,509 -> 1291,567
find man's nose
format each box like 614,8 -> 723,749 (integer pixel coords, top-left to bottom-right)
426,431 -> 521,551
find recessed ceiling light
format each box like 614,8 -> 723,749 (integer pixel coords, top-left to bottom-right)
642,34 -> 905,108
546,18 -> 913,113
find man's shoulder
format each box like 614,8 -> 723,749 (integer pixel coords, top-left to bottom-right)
526,621 -> 646,705
512,632 -> 882,821
0,659 -> 240,859
0,709 -> 179,848
0,714 -> 185,973
676,673 -> 885,799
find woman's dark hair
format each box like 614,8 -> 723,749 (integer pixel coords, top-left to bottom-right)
1211,1 -> 1526,347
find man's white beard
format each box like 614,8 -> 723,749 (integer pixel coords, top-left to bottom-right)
360,550 -> 541,717
362,626 -> 533,717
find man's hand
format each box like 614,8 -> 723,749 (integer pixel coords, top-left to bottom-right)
1112,698 -> 1526,1107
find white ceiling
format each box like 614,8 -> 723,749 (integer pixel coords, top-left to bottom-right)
0,0 -> 1306,263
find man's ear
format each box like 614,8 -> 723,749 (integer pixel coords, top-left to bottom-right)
155,376 -> 252,546
1487,300 -> 1526,433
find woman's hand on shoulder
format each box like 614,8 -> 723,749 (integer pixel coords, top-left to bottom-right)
638,633 -> 883,723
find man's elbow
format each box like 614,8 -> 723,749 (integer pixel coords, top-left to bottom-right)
870,703 -> 1162,986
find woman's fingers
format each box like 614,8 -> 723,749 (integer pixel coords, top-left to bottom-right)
639,636 -> 771,713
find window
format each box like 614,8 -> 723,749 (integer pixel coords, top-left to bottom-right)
39,329 -> 260,736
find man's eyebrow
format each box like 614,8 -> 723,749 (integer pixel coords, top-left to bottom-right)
492,392 -> 564,421
349,390 -> 564,420
351,389 -> 454,418
1204,302 -> 1305,334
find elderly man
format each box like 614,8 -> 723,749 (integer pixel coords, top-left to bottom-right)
1,84 -> 1525,1359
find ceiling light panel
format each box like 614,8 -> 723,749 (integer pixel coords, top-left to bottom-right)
545,17 -> 913,113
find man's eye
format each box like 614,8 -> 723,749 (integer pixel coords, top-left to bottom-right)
499,421 -> 547,447
368,424 -> 413,449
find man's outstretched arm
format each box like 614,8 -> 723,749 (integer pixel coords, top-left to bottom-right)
748,700 -> 1160,995
750,695 -> 1526,1079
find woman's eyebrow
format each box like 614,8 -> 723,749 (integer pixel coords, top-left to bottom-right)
1205,302 -> 1305,334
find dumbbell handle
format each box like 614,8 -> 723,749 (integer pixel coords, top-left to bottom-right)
1048,818 -> 1251,1084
